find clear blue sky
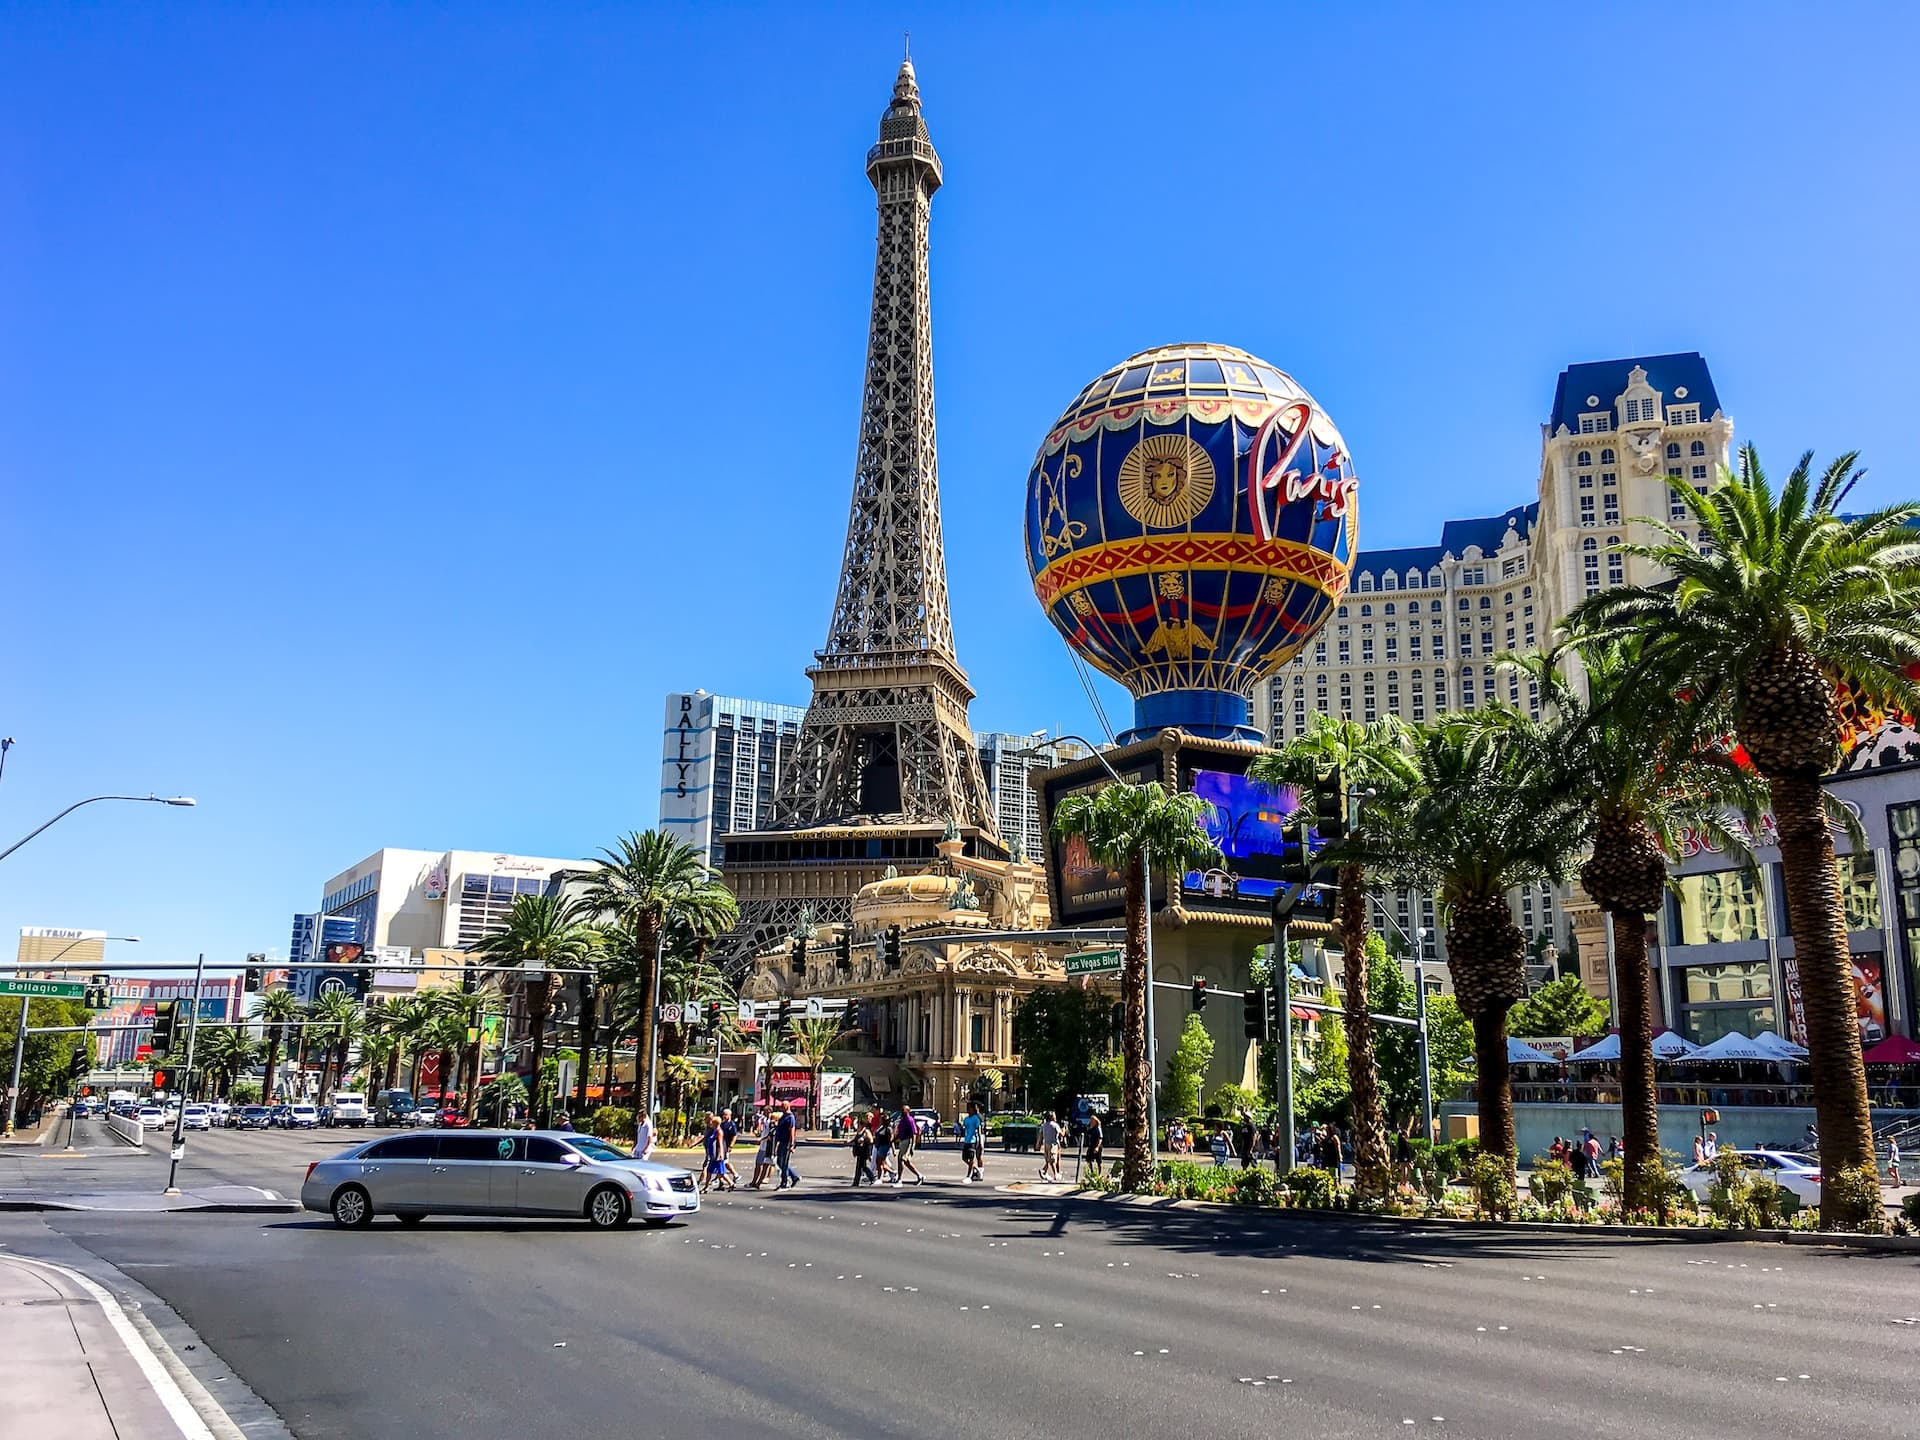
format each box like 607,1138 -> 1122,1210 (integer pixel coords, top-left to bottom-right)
4,4 -> 1915,975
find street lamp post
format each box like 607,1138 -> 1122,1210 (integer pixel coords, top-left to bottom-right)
0,794 -> 195,865
4,935 -> 139,1137
1375,909 -> 1436,1144
1011,735 -> 1162,1167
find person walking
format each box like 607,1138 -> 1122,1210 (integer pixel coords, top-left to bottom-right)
961,1101 -> 986,1183
1082,1109 -> 1104,1178
719,1108 -> 742,1187
849,1118 -> 875,1185
1703,1131 -> 1719,1162
892,1107 -> 925,1186
1038,1112 -> 1062,1183
1888,1136 -> 1902,1188
634,1108 -> 655,1163
774,1101 -> 801,1189
698,1114 -> 726,1193
872,1106 -> 893,1184
1583,1133 -> 1602,1177
1234,1110 -> 1257,1171
749,1108 -> 775,1189
1692,1134 -> 1705,1167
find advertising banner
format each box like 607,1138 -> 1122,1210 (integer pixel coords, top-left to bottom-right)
1780,952 -> 1887,1046
766,1068 -> 812,1106
1042,755 -> 1163,925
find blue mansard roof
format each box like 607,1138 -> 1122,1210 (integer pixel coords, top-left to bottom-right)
1354,503 -> 1539,579
1549,352 -> 1721,435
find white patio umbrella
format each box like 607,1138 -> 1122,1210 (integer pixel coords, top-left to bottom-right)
1650,1030 -> 1701,1059
1564,1034 -> 1621,1063
1751,1029 -> 1809,1059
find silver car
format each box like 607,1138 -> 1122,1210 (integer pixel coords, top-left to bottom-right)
300,1130 -> 700,1229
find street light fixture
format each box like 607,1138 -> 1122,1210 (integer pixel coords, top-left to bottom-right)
0,794 -> 197,865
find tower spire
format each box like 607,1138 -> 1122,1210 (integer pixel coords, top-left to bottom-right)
772,60 -> 994,835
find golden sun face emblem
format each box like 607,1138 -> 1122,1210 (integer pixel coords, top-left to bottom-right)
1118,434 -> 1214,528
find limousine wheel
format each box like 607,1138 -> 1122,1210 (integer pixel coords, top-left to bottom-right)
331,1185 -> 373,1229
586,1185 -> 630,1229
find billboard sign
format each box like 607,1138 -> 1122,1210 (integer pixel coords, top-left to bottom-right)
1781,951 -> 1887,1046
1041,755 -> 1164,925
1182,766 -> 1306,904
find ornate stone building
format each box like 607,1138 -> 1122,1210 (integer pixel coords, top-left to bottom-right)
744,832 -> 1109,1120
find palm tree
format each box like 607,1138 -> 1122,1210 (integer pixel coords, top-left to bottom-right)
576,832 -> 736,1113
472,893 -> 597,1127
197,1026 -> 258,1099
383,995 -> 434,1095
307,991 -> 359,1102
1051,780 -> 1222,1192
252,988 -> 301,1102
1570,447 -> 1920,1227
1518,642 -> 1766,1212
357,1030 -> 397,1097
425,985 -> 489,1117
785,1014 -> 850,1130
1380,719 -> 1586,1181
1251,714 -> 1420,1196
592,925 -> 648,1101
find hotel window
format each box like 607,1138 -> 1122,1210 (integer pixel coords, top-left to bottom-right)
1358,575 -> 1373,591
1431,637 -> 1444,659
1361,639 -> 1374,662
1505,627 -> 1516,647
1601,471 -> 1616,486
1690,440 -> 1706,456
1360,605 -> 1372,617
1598,449 -> 1614,464
1479,633 -> 1494,656
1667,466 -> 1683,479
1579,413 -> 1609,433
1666,441 -> 1682,459
1603,494 -> 1620,522
1692,464 -> 1708,480
1524,623 -> 1535,645
1671,490 -> 1689,520
1430,599 -> 1442,613
1338,640 -> 1350,661
1580,496 -> 1595,524
1670,405 -> 1700,425
1576,450 -> 1592,467
1461,672 -> 1475,705
1575,469 -> 1589,489
1527,681 -> 1540,715
1667,869 -> 1769,943
1522,585 -> 1532,599
1384,603 -> 1395,616
1462,566 -> 1485,586
1607,554 -> 1624,585
1479,596 -> 1492,609
1314,641 -> 1326,663
1384,638 -> 1397,660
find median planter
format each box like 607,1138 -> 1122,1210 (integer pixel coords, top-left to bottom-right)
1000,1123 -> 1040,1154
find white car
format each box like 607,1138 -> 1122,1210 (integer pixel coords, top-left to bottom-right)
407,1106 -> 441,1128
1680,1149 -> 1822,1206
181,1105 -> 212,1131
288,1103 -> 321,1130
209,1102 -> 232,1126
136,1106 -> 167,1129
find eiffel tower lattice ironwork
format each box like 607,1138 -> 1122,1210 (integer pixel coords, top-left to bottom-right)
774,56 -> 996,839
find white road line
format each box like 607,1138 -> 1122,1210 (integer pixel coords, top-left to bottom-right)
9,1254 -> 218,1440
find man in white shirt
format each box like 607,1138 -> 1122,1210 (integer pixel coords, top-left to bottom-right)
1039,1112 -> 1062,1182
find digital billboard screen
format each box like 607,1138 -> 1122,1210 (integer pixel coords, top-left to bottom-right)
1184,767 -> 1304,902
1042,758 -> 1164,925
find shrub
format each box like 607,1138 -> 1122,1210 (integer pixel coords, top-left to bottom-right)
1598,1157 -> 1626,1206
1408,1140 -> 1456,1201
590,1105 -> 634,1140
1230,1166 -> 1278,1208
1528,1157 -> 1575,1205
1903,1191 -> 1920,1229
1822,1164 -> 1889,1234
1280,1166 -> 1338,1209
1464,1154 -> 1515,1219
1747,1175 -> 1793,1229
1705,1150 -> 1755,1226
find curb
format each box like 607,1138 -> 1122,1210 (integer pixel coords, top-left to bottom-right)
0,1199 -> 301,1214
999,1184 -> 1920,1253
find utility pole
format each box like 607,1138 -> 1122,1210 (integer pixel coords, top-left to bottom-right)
1414,942 -> 1435,1145
163,952 -> 205,1196
1271,896 -> 1296,1176
3,995 -> 30,1138
1142,842 -> 1160,1166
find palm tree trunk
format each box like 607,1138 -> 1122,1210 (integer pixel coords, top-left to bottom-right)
633,913 -> 664,1114
463,1034 -> 483,1122
1338,862 -> 1390,1198
1609,908 -> 1661,1213
1468,1000 -> 1513,1169
1770,771 -> 1878,1228
526,975 -> 552,1127
1120,851 -> 1151,1192
262,1033 -> 281,1104
1448,895 -> 1525,1176
601,990 -> 621,1100
382,1047 -> 400,1097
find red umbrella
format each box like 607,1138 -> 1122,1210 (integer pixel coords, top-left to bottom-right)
1862,1034 -> 1920,1065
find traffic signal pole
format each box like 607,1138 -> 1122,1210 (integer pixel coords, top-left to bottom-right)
162,952 -> 205,1196
1271,904 -> 1295,1176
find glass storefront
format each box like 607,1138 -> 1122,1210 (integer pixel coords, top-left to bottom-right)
1684,959 -> 1773,1004
1774,854 -> 1880,934
1668,868 -> 1768,944
1681,1003 -> 1776,1045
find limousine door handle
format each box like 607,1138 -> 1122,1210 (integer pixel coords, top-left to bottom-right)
431,1165 -> 449,1173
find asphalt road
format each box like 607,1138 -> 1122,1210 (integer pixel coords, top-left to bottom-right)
5,1126 -> 1918,1439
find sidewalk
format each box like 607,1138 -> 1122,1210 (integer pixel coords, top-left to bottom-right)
0,1253 -> 218,1438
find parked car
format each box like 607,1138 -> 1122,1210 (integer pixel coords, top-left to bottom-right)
268,1103 -> 295,1129
330,1092 -> 370,1128
910,1108 -> 941,1139
181,1105 -> 212,1131
209,1102 -> 231,1126
289,1103 -> 320,1130
136,1105 -> 166,1129
1679,1149 -> 1823,1206
407,1105 -> 441,1128
301,1130 -> 701,1229
235,1105 -> 272,1130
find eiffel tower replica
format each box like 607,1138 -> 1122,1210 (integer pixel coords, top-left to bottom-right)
715,56 -> 1002,967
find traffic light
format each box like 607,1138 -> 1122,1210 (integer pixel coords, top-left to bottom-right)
1310,765 -> 1348,844
789,937 -> 808,978
244,956 -> 264,993
351,966 -> 373,1001
705,999 -> 722,1029
1244,986 -> 1271,1042
1191,977 -> 1208,1012
152,1069 -> 168,1091
69,1047 -> 89,1080
1277,817 -> 1313,885
83,985 -> 109,1008
883,925 -> 903,970
776,997 -> 792,1027
836,929 -> 854,973
149,1001 -> 177,1056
